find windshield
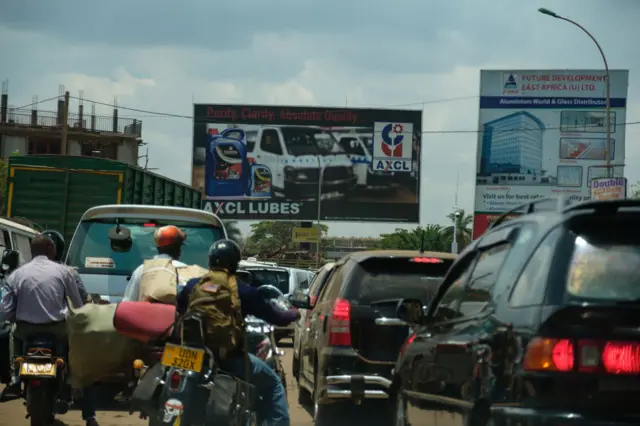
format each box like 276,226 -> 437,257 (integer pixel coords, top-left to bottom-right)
281,127 -> 345,156
67,219 -> 224,275
567,225 -> 640,301
242,268 -> 290,295
346,257 -> 454,305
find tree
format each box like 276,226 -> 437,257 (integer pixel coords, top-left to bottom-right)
629,181 -> 640,199
0,158 -> 7,215
222,220 -> 243,246
377,225 -> 449,252
443,209 -> 473,250
245,221 -> 329,257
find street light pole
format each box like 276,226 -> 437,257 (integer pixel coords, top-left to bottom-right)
451,207 -> 459,254
538,8 -> 612,177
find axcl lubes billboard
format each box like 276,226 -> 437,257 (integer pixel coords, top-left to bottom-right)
191,104 -> 422,222
473,69 -> 629,238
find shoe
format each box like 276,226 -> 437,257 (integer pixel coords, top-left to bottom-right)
85,417 -> 99,426
0,379 -> 21,400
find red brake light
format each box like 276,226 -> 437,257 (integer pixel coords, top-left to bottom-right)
328,298 -> 351,347
143,223 -> 156,227
524,338 -> 640,375
411,257 -> 443,264
602,342 -> 640,374
400,333 -> 416,357
169,371 -> 181,390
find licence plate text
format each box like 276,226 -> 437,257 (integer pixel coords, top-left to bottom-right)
161,344 -> 205,373
20,362 -> 56,377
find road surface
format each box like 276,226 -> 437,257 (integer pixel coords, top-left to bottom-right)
0,339 -> 315,426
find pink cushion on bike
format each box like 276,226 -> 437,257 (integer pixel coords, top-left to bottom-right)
113,301 -> 176,343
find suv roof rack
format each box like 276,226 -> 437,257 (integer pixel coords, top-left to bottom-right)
564,199 -> 640,215
489,196 -> 570,230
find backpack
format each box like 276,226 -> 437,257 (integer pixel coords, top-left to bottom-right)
185,270 -> 244,358
138,258 -> 179,304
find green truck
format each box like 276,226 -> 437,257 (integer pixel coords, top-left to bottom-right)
5,155 -> 202,242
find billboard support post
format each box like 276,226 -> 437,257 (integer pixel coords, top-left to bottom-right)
316,158 -> 324,268
538,8 -> 612,176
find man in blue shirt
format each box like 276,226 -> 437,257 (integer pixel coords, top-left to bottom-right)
177,240 -> 297,426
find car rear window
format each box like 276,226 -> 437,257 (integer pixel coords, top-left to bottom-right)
345,256 -> 454,305
567,217 -> 640,301
244,268 -> 290,295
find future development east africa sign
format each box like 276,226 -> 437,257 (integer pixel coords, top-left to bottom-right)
472,69 -> 630,238
191,104 -> 422,222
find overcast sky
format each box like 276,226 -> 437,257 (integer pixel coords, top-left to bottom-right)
1,0 -> 638,237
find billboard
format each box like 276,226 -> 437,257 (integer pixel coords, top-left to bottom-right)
473,69 -> 629,238
590,177 -> 627,201
192,104 -> 422,222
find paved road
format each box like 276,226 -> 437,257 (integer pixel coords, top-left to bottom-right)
0,339 -> 315,426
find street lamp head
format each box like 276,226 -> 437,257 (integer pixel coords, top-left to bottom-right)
538,8 -> 558,18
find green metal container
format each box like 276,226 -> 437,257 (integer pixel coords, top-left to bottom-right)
5,155 -> 202,242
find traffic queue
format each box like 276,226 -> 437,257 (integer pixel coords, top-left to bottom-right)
2,197 -> 640,426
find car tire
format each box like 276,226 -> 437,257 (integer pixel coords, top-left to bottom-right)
292,354 -> 299,381
312,368 -> 340,426
391,388 -> 408,426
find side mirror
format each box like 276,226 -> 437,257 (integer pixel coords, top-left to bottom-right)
1,250 -> 20,275
236,270 -> 254,284
108,225 -> 132,253
289,291 -> 312,310
397,298 -> 427,324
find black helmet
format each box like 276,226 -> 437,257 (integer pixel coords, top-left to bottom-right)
41,230 -> 65,262
208,239 -> 241,273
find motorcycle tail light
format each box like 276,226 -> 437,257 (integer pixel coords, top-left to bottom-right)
30,380 -> 41,386
169,371 -> 181,390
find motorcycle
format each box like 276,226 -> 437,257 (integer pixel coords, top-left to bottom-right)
128,285 -> 290,425
131,312 -> 257,426
244,284 -> 289,396
14,334 -> 70,426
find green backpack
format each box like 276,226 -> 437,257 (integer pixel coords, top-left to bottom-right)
184,270 -> 245,358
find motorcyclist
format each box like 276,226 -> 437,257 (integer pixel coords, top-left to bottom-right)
41,230 -> 91,303
176,239 -> 298,426
0,234 -> 100,426
123,225 -> 187,301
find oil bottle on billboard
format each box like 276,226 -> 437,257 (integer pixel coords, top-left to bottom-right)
205,128 -> 272,199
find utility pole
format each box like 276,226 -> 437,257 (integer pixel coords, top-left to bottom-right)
60,91 -> 70,155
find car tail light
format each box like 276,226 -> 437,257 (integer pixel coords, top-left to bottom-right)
524,337 -> 640,374
328,298 -> 351,347
399,333 -> 416,357
410,257 -> 443,264
169,371 -> 181,390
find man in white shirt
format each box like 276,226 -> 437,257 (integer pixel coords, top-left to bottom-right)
123,225 -> 187,301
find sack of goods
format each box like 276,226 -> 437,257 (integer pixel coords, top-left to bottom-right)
138,259 -> 209,304
66,302 -> 138,389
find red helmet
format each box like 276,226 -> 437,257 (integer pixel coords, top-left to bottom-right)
154,225 -> 186,248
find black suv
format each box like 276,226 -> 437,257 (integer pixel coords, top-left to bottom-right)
291,250 -> 456,425
391,198 -> 640,426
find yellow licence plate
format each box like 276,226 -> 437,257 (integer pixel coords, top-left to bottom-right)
161,343 -> 205,373
20,362 -> 56,377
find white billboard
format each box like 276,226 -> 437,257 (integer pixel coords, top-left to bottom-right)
473,69 -> 629,238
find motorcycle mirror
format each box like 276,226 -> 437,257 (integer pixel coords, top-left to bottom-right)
1,250 -> 19,275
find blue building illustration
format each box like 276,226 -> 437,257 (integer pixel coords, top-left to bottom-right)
479,111 -> 545,176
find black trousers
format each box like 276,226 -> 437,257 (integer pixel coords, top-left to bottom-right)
0,323 -> 11,383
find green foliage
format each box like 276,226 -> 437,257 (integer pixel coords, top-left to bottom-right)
376,209 -> 473,252
245,221 -> 329,257
222,220 -> 243,246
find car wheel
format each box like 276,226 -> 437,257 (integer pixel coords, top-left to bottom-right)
313,368 -> 339,426
392,389 -> 407,426
292,354 -> 299,381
